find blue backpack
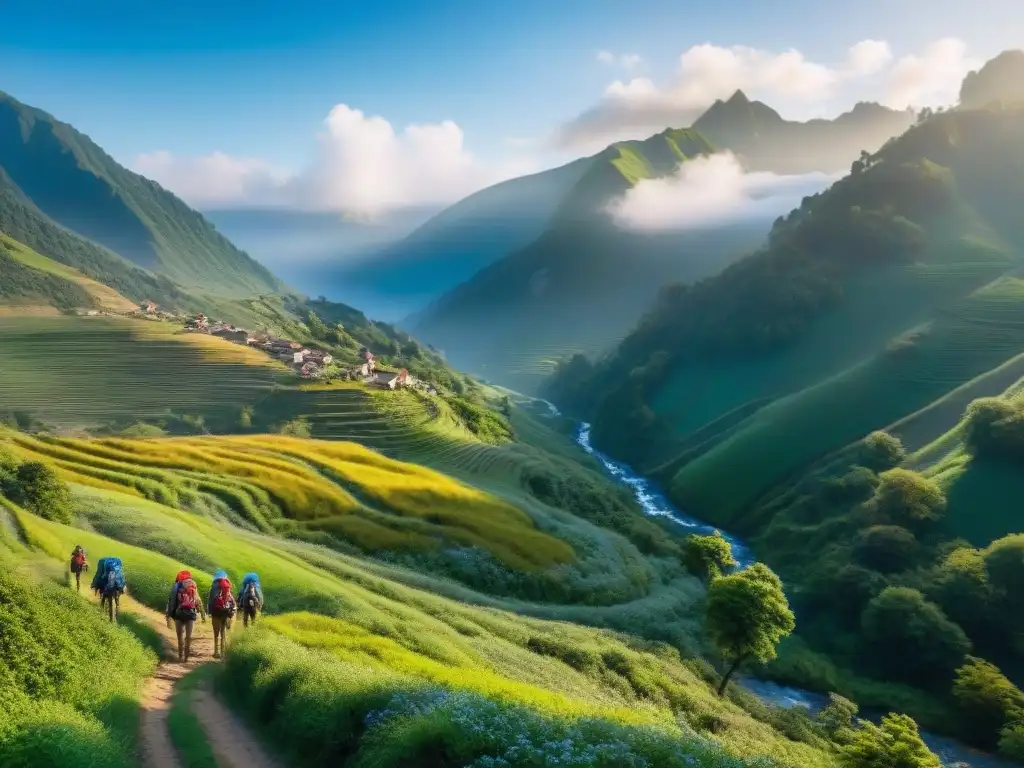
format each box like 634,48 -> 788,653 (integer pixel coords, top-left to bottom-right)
102,558 -> 126,594
239,573 -> 263,610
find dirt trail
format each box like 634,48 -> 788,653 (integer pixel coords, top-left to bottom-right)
99,593 -> 282,768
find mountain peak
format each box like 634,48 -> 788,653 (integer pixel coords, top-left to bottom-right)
726,89 -> 751,106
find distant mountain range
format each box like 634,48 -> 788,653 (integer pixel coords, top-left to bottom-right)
292,95 -> 916,328
0,90 -> 281,298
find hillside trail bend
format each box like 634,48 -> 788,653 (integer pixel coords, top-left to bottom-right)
95,592 -> 281,768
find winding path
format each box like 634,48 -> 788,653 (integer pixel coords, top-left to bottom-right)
106,595 -> 282,768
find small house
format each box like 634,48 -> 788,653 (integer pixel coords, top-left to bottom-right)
369,371 -> 401,390
212,327 -> 250,344
141,300 -> 157,314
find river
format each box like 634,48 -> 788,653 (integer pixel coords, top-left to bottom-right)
558,413 -> 1013,768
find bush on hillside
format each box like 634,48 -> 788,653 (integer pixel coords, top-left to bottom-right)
869,469 -> 946,532
803,563 -> 887,626
852,525 -> 919,574
817,693 -> 858,737
951,657 -> 1024,749
820,466 -> 880,504
963,397 -> 1024,461
682,532 -> 737,583
923,547 -> 992,637
861,587 -> 970,685
858,431 -> 906,472
982,534 -> 1024,632
838,713 -> 940,768
0,459 -> 73,524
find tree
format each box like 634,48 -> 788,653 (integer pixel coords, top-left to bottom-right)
870,469 -> 946,532
952,657 -> 1024,749
705,563 -> 795,696
861,587 -> 971,683
682,532 -> 737,583
839,713 -> 940,768
9,461 -> 73,524
306,310 -> 329,339
999,724 -> 1024,762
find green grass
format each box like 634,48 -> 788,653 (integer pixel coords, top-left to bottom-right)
168,666 -> 219,768
0,539 -> 158,768
3,483 -> 838,766
666,274 -> 1024,526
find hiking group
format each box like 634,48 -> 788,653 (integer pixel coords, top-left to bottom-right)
70,545 -> 265,662
165,569 -> 264,661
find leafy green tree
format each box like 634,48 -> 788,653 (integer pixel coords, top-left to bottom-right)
952,657 -> 1024,749
927,547 -> 992,636
705,563 -> 795,695
818,692 -> 859,737
861,587 -> 970,683
870,469 -> 946,532
305,310 -> 330,339
682,532 -> 737,583
859,431 -> 906,471
839,713 -> 940,768
8,461 -> 73,524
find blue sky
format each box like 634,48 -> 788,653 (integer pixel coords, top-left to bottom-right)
3,0 -> 1022,211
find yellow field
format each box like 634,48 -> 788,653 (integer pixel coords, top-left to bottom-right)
2,429 -> 575,571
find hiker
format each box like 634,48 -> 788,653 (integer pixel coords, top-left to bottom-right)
207,569 -> 236,659
165,569 -> 206,663
69,545 -> 88,592
237,572 -> 264,627
91,557 -> 126,622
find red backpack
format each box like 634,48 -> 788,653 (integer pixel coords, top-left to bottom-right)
211,578 -> 233,613
176,578 -> 199,613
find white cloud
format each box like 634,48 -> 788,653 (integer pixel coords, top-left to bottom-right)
607,152 -> 837,232
882,38 -> 981,109
132,151 -> 291,209
134,105 -> 536,215
597,50 -> 643,71
845,39 -> 893,76
557,38 -> 977,150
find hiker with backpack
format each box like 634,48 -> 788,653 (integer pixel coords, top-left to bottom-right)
207,569 -> 236,659
165,570 -> 206,663
91,557 -> 126,622
237,572 -> 264,627
69,545 -> 88,592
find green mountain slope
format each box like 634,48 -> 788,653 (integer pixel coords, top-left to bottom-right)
546,97 -> 1024,744
692,90 -> 915,174
0,90 -> 281,295
412,128 -> 766,392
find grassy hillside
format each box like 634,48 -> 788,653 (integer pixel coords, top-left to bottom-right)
548,104 -> 1024,749
692,90 -> 915,174
0,233 -> 137,313
0,90 -> 281,295
0,448 -> 846,767
413,128 -> 766,392
565,107 -> 1024,481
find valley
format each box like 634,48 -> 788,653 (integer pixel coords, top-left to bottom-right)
4,24 -> 1024,768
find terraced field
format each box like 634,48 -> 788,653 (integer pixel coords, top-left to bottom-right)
1,476 -> 836,767
0,316 -> 286,428
3,429 -> 574,572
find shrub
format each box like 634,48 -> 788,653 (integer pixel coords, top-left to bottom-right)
525,637 -> 600,673
838,713 -> 940,767
963,397 -> 1024,461
818,693 -> 858,737
869,469 -> 946,532
682,532 -> 737,582
852,525 -> 919,574
999,723 -> 1024,762
859,432 -> 906,472
5,461 -> 73,523
951,657 -> 1024,749
861,587 -> 971,684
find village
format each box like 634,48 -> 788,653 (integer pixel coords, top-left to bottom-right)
179,306 -> 436,393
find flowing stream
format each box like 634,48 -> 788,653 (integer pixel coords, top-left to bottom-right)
559,412 -> 1013,768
